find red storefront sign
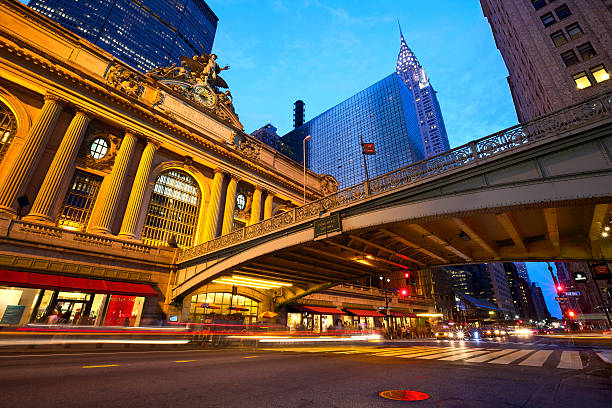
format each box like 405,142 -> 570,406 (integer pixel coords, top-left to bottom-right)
104,295 -> 136,326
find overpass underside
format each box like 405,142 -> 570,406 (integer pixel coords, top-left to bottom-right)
172,93 -> 612,302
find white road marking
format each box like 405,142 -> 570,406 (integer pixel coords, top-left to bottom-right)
557,351 -> 583,370
519,350 -> 553,367
488,349 -> 534,364
464,349 -> 517,363
439,349 -> 494,361
596,351 -> 612,364
417,348 -> 481,360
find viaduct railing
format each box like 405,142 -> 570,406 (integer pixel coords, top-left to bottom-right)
178,92 -> 612,263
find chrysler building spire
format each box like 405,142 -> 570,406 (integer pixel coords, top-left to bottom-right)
395,23 -> 449,157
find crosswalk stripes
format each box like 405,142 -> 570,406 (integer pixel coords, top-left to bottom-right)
439,349 -> 494,361
464,349 -> 517,363
519,350 -> 553,366
263,345 -> 602,370
557,351 -> 583,370
488,349 -> 534,364
417,348 -> 473,359
595,351 -> 612,364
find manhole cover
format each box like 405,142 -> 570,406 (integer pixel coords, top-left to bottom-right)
379,390 -> 431,401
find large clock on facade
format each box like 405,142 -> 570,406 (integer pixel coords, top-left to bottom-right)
193,85 -> 217,108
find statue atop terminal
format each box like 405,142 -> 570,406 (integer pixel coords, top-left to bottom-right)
147,51 -> 241,128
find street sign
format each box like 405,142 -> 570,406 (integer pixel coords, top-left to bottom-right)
313,213 -> 342,238
361,142 -> 376,155
555,297 -> 567,301
564,291 -> 580,297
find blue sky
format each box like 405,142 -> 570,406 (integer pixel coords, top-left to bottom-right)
19,0 -> 561,317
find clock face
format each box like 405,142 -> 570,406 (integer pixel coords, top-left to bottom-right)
193,85 -> 216,108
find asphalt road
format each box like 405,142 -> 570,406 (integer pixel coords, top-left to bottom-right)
1,339 -> 611,408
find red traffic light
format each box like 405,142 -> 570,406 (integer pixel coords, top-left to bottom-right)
567,310 -> 576,318
404,273 -> 410,279
556,285 -> 564,292
400,289 -> 408,296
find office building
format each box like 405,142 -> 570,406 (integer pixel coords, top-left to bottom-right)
281,73 -> 424,189
251,124 -> 280,149
529,283 -> 551,321
480,0 -> 612,122
396,27 -> 450,157
514,262 -> 530,283
443,263 -> 515,319
29,0 -> 218,72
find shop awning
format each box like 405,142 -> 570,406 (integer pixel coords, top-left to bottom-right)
0,269 -> 158,296
291,305 -> 346,315
345,309 -> 384,317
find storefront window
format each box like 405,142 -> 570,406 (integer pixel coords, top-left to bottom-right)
189,292 -> 260,324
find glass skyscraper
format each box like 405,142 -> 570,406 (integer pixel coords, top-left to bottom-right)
282,73 -> 424,189
29,0 -> 218,73
396,27 -> 450,157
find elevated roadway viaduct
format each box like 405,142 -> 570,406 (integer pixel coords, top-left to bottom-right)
172,92 -> 612,305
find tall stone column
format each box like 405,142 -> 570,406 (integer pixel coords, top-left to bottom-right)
24,109 -> 92,223
221,176 -> 239,235
0,94 -> 64,214
200,169 -> 225,242
249,187 -> 263,225
264,192 -> 274,219
88,131 -> 138,234
118,138 -> 160,239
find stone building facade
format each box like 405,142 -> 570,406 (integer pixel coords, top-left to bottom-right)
480,0 -> 612,122
0,0 -> 330,326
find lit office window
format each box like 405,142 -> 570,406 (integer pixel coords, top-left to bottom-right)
590,65 -> 610,83
565,23 -> 583,40
550,31 -> 567,47
0,101 -> 16,164
57,170 -> 103,231
142,170 -> 200,248
572,72 -> 592,89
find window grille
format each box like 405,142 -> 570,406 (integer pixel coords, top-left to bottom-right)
57,170 -> 103,231
142,170 -> 200,248
0,101 -> 17,164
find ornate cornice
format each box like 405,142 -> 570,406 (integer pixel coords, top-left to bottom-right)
0,28 -> 323,200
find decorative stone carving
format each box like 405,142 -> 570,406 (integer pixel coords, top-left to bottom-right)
236,138 -> 261,161
152,89 -> 165,107
105,64 -> 144,98
320,174 -> 339,196
79,125 -> 121,171
146,51 -> 242,128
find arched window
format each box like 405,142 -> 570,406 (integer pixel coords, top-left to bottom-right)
0,101 -> 17,164
142,170 -> 201,248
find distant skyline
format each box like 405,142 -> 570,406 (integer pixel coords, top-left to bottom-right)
18,0 -> 561,318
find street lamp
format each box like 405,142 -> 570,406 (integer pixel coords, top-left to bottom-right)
303,135 -> 311,204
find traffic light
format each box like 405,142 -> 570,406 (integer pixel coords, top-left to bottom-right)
404,273 -> 410,279
567,310 -> 576,318
556,284 -> 564,294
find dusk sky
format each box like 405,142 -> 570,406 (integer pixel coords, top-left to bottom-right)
19,0 -> 562,317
